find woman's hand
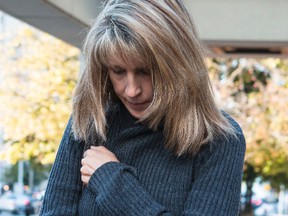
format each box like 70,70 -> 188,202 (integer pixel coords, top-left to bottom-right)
80,146 -> 119,185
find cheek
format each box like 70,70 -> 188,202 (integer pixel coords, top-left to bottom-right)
144,80 -> 154,98
109,78 -> 123,95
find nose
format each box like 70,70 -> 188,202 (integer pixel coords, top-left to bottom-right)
125,73 -> 141,98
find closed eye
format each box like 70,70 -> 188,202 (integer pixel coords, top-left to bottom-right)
136,67 -> 149,76
110,66 -> 125,75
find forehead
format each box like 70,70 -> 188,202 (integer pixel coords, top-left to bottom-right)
107,54 -> 146,68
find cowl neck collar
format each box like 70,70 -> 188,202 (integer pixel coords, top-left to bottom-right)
118,102 -> 164,132
119,102 -> 139,130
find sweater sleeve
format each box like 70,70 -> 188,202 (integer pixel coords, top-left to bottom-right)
182,123 -> 246,215
87,123 -> 246,216
40,118 -> 84,216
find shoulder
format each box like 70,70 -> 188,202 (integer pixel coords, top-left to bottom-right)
64,116 -> 85,148
214,111 -> 246,158
63,116 -> 74,140
221,111 -> 245,146
222,111 -> 242,132
197,112 -> 246,162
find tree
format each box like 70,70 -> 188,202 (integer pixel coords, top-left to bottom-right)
2,159 -> 52,189
207,57 -> 288,213
0,25 -> 80,186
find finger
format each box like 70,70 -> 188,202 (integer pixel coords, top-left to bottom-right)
81,174 -> 89,185
80,166 -> 87,175
81,158 -> 86,166
80,165 -> 95,176
83,150 -> 88,157
90,146 -> 107,152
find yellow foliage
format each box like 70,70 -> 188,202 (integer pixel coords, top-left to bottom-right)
208,58 -> 288,182
0,26 -> 80,164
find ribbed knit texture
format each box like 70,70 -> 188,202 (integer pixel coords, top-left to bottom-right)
41,103 -> 246,216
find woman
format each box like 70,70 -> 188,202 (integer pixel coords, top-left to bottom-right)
41,0 -> 246,215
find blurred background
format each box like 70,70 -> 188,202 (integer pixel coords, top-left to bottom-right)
0,0 -> 287,215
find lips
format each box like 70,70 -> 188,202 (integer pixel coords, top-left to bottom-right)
126,101 -> 149,111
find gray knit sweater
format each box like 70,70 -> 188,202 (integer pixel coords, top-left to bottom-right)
41,104 -> 246,216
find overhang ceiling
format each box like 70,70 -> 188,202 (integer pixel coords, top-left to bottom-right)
0,0 -> 287,57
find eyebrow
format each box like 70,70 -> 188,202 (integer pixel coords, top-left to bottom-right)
107,65 -> 125,71
108,65 -> 147,70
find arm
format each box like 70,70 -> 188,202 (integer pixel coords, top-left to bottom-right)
183,130 -> 246,215
40,118 -> 84,216
83,124 -> 246,216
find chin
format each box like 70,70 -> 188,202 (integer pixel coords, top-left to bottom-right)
131,113 -> 142,119
129,111 -> 145,119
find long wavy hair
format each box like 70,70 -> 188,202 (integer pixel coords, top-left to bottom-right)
72,0 -> 236,155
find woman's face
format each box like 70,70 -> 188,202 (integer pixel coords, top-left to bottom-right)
107,55 -> 153,119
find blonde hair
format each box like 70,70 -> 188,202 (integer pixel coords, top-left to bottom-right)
72,0 -> 236,155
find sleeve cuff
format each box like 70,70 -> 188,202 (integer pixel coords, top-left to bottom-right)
87,162 -> 137,194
